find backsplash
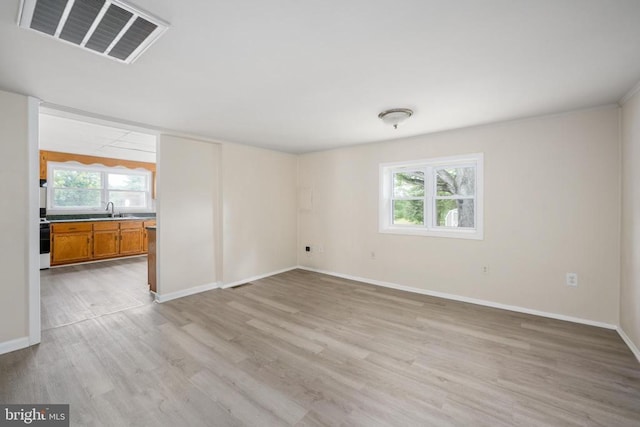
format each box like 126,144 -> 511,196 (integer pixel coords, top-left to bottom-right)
47,213 -> 156,221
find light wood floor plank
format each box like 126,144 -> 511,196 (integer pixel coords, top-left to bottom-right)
1,261 -> 639,426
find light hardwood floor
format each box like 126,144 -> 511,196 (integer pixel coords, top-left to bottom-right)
2,268 -> 639,426
40,257 -> 154,330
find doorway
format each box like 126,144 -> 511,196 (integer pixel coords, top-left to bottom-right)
38,108 -> 157,331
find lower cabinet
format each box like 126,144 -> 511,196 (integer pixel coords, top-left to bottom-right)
147,227 -> 156,293
93,222 -> 120,259
142,220 -> 156,252
120,222 -> 144,255
51,220 -> 153,266
51,223 -> 93,265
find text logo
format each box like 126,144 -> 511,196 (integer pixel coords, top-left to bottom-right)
0,405 -> 68,426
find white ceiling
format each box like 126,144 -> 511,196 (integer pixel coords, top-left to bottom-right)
40,113 -> 157,163
1,0 -> 640,153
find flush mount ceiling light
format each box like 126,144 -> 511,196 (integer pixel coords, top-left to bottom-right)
378,108 -> 413,129
18,0 -> 169,64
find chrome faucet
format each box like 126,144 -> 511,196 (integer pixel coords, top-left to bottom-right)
106,201 -> 115,217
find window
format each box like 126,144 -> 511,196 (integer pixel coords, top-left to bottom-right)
48,162 -> 152,212
380,153 -> 483,239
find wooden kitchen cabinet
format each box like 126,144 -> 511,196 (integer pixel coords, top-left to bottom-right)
120,221 -> 144,255
143,220 -> 156,252
50,219 -> 153,266
93,222 -> 119,259
147,227 -> 156,293
51,223 -> 93,265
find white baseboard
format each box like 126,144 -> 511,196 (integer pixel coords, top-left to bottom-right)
297,266 -> 617,330
617,327 -> 640,363
155,281 -> 221,303
155,266 -> 299,302
0,336 -> 30,356
221,266 -> 299,289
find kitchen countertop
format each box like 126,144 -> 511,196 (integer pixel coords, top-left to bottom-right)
49,217 -> 156,223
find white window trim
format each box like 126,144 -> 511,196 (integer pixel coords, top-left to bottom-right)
379,153 -> 484,240
47,161 -> 154,214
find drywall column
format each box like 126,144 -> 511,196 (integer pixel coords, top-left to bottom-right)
156,135 -> 220,300
0,90 -> 39,354
621,90 -> 640,359
221,143 -> 297,286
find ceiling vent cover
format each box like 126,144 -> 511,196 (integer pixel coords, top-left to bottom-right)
18,0 -> 168,64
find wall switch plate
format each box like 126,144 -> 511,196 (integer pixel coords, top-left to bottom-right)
566,273 -> 578,287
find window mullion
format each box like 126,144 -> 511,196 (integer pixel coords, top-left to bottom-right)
434,195 -> 475,200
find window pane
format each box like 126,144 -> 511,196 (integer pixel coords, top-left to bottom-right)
53,169 -> 101,189
53,189 -> 102,208
108,173 -> 147,191
108,191 -> 147,208
393,171 -> 424,197
436,167 -> 475,196
393,200 -> 424,225
435,199 -> 474,228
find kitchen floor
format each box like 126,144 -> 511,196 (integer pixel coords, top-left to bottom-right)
41,257 -> 154,330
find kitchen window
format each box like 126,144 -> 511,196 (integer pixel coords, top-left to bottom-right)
48,162 -> 152,212
379,153 -> 483,240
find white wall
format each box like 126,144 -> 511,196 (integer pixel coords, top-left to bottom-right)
156,137 -> 297,295
0,90 -> 30,347
621,90 -> 640,353
157,135 -> 220,297
221,143 -> 297,285
298,107 -> 621,325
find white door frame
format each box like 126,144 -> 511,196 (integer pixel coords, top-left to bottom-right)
28,97 -> 41,346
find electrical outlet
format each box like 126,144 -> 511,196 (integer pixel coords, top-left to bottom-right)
317,245 -> 324,253
566,273 -> 578,287
305,246 -> 311,252
481,265 -> 489,274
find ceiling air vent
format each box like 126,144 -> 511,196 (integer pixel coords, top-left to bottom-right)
18,0 -> 168,64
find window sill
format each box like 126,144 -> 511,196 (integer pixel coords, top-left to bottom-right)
379,226 -> 483,240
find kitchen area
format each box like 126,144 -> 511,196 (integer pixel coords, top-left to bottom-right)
38,110 -> 158,330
